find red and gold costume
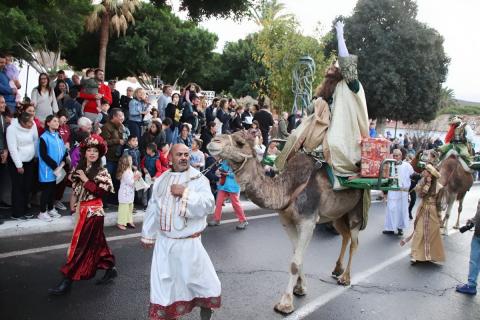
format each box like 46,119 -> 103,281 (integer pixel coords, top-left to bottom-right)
60,136 -> 115,281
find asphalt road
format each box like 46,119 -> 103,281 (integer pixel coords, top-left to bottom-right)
1,188 -> 479,320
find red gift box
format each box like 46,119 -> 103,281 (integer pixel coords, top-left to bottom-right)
361,138 -> 392,178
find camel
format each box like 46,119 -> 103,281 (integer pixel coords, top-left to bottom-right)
438,155 -> 473,234
421,150 -> 473,235
207,132 -> 368,314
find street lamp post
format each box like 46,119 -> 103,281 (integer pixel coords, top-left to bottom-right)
291,55 -> 315,117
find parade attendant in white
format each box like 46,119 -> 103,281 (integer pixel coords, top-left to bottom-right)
384,150 -> 414,234
31,87 -> 58,122
142,144 -> 220,320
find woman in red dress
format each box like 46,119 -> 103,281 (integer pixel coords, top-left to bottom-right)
49,134 -> 116,295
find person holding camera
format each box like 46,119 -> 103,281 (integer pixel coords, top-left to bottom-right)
408,164 -> 445,264
456,199 -> 480,295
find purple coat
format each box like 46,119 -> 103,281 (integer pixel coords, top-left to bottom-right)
70,146 -> 81,168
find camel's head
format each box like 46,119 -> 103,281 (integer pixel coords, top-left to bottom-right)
207,131 -> 257,166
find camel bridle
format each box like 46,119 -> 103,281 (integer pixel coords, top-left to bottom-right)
227,135 -> 254,174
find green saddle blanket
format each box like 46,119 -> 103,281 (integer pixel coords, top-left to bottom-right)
338,177 -> 400,191
324,163 -> 400,191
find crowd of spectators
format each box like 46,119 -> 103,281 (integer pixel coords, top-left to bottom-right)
0,55 -> 290,228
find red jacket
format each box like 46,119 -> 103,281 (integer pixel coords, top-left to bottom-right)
58,124 -> 71,145
34,117 -> 44,136
79,83 -> 112,114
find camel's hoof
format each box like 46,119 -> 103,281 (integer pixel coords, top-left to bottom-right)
331,269 -> 344,279
337,277 -> 351,286
442,231 -> 449,236
274,303 -> 295,315
293,286 -> 307,297
453,225 -> 459,230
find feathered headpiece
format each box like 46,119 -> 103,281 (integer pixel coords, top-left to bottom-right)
79,134 -> 107,157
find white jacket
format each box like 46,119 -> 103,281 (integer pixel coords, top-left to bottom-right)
7,118 -> 38,168
118,169 -> 135,204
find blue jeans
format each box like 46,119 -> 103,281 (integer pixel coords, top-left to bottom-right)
128,120 -> 143,138
468,235 -> 480,288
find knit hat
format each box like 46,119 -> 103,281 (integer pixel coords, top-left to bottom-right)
425,163 -> 440,179
80,134 -> 107,157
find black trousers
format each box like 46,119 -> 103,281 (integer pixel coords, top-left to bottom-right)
40,181 -> 56,212
8,159 -> 34,218
409,191 -> 417,216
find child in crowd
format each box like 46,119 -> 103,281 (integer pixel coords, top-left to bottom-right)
5,55 -> 22,104
97,102 -> 110,125
80,68 -> 100,113
190,138 -> 205,170
253,134 -> 266,161
208,160 -> 248,230
158,143 -> 170,173
123,135 -> 141,171
116,155 -> 139,230
54,111 -> 72,211
57,110 -> 71,150
140,143 -> 166,209
263,141 -> 280,177
38,115 -> 68,222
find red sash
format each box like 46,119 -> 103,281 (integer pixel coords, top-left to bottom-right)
67,198 -> 103,263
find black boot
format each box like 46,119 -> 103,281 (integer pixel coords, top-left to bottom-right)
48,277 -> 72,295
200,308 -> 213,320
96,267 -> 118,285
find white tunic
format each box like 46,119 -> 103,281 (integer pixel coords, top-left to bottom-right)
141,167 -> 220,319
384,161 -> 414,231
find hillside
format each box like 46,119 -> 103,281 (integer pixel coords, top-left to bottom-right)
455,99 -> 480,107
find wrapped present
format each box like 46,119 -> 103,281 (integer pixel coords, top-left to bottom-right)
361,138 -> 392,177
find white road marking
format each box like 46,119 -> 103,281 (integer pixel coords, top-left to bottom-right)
0,213 -> 279,259
285,228 -> 460,320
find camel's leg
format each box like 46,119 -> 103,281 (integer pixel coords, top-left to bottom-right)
274,217 -> 316,315
442,193 -> 456,236
331,218 -> 351,278
453,194 -> 465,229
279,215 -> 306,296
338,225 -> 361,286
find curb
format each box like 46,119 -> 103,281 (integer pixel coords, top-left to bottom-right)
0,201 -> 260,239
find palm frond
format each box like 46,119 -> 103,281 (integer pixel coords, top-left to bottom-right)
85,4 -> 105,32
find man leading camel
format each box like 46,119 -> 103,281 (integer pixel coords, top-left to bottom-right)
142,144 -> 220,320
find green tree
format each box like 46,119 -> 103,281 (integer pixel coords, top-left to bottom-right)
151,0 -> 253,20
0,0 -> 92,71
86,0 -> 141,71
324,0 -> 449,123
217,35 -> 268,97
253,1 -> 329,111
65,4 -> 218,84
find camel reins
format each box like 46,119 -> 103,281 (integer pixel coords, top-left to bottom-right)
227,135 -> 254,174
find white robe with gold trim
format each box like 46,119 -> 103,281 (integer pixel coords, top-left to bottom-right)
141,167 -> 220,319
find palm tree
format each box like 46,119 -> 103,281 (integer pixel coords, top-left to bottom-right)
251,0 -> 293,28
86,0 -> 141,71
438,86 -> 457,110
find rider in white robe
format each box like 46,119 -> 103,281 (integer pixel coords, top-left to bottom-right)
142,165 -> 220,320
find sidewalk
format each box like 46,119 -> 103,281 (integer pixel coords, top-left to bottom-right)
0,201 -> 260,238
